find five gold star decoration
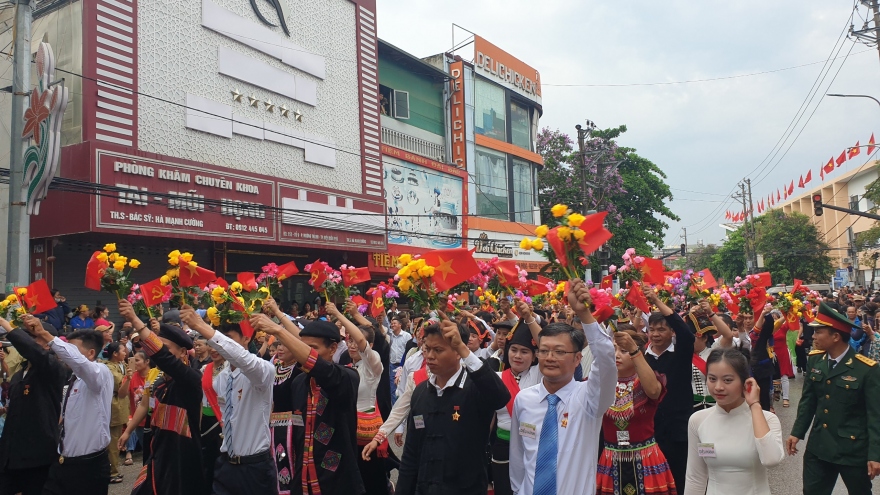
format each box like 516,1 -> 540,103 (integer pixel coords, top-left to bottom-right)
264,100 -> 275,112
248,95 -> 260,107
231,88 -> 243,102
279,104 -> 290,118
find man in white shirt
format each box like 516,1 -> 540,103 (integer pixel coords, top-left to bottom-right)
28,322 -> 114,495
510,279 -> 616,495
388,316 -> 411,402
181,307 -> 277,495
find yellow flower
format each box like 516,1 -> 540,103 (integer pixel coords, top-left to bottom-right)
230,281 -> 243,293
168,249 -> 181,259
520,237 -> 531,250
573,229 -> 586,241
398,278 -> 412,291
531,238 -> 544,251
189,261 -> 198,268
397,266 -> 412,279
258,287 -> 270,294
113,260 -> 126,271
129,259 -> 140,269
117,256 -> 128,264
96,252 -> 108,263
180,252 -> 193,263
103,243 -> 116,253
166,268 -> 179,279
160,275 -> 171,286
236,297 -> 245,307
479,295 -> 485,302
551,204 -> 568,218
0,300 -> 9,310
398,254 -> 412,266
557,226 -> 572,241
16,307 -> 25,315
418,266 -> 435,278
207,307 -> 220,326
5,294 -> 17,303
567,213 -> 586,227
16,288 -> 27,296
412,259 -> 426,270
109,253 -> 119,263
212,286 -> 226,297
550,299 -> 559,305
535,225 -> 549,238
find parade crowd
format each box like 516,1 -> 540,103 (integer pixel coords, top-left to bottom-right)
0,240 -> 878,495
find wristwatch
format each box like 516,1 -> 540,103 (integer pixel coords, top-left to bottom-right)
628,349 -> 640,356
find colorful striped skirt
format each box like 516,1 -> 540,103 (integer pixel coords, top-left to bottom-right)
597,438 -> 676,495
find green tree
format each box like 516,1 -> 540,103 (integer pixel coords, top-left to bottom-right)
686,244 -> 718,272
753,210 -> 833,283
712,229 -> 747,281
855,223 -> 880,288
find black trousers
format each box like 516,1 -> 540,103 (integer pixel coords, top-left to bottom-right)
489,438 -> 512,495
0,465 -> 50,495
41,449 -> 109,495
357,450 -> 390,495
212,451 -> 278,495
200,415 -> 222,489
655,437 -> 687,493
803,451 -> 872,495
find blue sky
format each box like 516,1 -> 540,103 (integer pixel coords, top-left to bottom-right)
375,0 -> 880,246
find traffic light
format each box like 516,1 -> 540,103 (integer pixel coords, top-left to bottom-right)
680,243 -> 686,256
813,193 -> 823,216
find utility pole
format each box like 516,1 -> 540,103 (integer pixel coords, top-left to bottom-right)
6,0 -> 33,291
745,179 -> 759,274
574,121 -> 596,215
735,183 -> 751,274
850,0 -> 880,66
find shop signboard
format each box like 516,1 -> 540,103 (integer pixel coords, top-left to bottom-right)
473,35 -> 541,103
470,229 -> 548,272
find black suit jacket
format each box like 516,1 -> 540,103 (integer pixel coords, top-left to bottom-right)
0,329 -> 67,471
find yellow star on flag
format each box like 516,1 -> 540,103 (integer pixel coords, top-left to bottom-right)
434,256 -> 456,281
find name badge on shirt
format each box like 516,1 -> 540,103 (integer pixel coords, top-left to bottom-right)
414,415 -> 425,429
292,415 -> 304,427
698,443 -> 716,458
519,422 -> 537,440
616,430 -> 630,446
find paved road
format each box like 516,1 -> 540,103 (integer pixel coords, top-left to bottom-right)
110,370 -> 877,495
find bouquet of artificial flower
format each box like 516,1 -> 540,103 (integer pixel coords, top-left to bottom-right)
394,254 -> 440,314
256,261 -> 299,298
90,243 -> 141,298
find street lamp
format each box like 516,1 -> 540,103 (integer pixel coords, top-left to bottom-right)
827,93 -> 880,108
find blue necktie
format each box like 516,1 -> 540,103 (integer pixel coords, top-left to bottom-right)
533,393 -> 559,495
224,371 -> 235,456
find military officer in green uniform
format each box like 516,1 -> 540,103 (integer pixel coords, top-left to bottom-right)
787,302 -> 880,494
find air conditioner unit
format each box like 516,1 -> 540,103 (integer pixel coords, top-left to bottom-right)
843,257 -> 852,264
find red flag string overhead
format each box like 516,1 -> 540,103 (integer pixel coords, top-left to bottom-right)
849,141 -> 861,160
797,174 -> 804,188
836,150 -> 847,167
804,169 -> 812,185
869,133 -> 876,155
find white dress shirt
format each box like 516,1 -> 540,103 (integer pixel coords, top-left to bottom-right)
389,330 -> 412,365
397,350 -> 425,398
684,401 -> 785,495
495,365 -> 542,432
209,331 -> 275,457
50,337 -> 113,457
381,373 -> 416,437
354,345 -> 383,412
509,321 -> 616,495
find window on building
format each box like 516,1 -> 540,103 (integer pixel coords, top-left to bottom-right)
474,80 -> 506,141
512,158 -> 535,223
850,195 -> 861,212
867,197 -> 876,210
378,84 -> 409,119
510,101 -> 531,150
475,147 -> 509,219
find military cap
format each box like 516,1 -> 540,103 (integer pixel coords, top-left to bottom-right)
808,301 -> 859,334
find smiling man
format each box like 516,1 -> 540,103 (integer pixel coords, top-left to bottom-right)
509,278 -> 617,495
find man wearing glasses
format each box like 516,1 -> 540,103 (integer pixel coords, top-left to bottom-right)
510,279 -> 617,495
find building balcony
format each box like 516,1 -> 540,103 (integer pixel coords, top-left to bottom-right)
381,125 -> 446,163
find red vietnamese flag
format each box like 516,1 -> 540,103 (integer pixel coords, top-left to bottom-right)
695,268 -> 718,289
227,294 -> 255,337
804,169 -> 812,185
823,157 -> 835,175
277,261 -> 299,281
140,278 -> 170,307
836,150 -> 847,167
753,271 -> 773,288
600,275 -> 613,289
179,259 -> 217,289
725,211 -> 731,220
308,260 -> 329,289
849,142 -> 861,160
421,248 -> 479,292
788,180 -> 794,196
869,133 -> 876,155
625,282 -> 651,314
525,279 -> 549,296
19,279 -> 56,314
664,270 -> 683,279
85,251 -> 108,291
545,227 -> 569,267
350,295 -> 370,306
776,189 -> 781,201
341,267 -> 371,287
237,272 -> 258,291
639,258 -> 666,285
536,275 -> 553,285
798,175 -> 804,188
783,187 -> 788,200
494,260 -> 521,288
577,211 -> 613,257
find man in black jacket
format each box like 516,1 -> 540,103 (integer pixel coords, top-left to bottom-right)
396,319 -> 510,495
0,320 -> 65,495
642,287 -> 695,492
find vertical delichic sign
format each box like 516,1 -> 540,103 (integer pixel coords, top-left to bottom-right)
449,60 -> 467,170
